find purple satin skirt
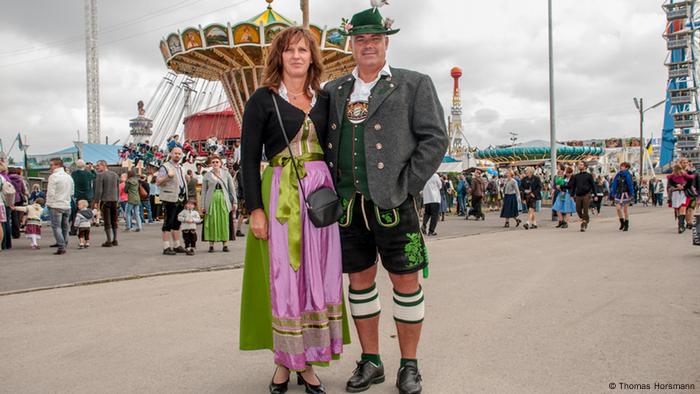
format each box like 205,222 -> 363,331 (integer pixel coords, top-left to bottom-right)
268,160 -> 344,370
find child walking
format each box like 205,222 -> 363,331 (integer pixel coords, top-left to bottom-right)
74,199 -> 96,248
177,200 -> 201,256
13,197 -> 45,249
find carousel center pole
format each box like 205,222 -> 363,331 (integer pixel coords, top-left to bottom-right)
301,0 -> 309,29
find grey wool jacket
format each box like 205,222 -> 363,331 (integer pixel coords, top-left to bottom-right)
93,170 -> 119,203
324,67 -> 448,209
201,170 -> 237,213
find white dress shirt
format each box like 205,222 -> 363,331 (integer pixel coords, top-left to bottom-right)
46,167 -> 75,210
350,62 -> 392,103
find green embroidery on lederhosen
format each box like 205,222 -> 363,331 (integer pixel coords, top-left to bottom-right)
404,232 -> 426,267
374,205 -> 400,228
338,197 -> 353,227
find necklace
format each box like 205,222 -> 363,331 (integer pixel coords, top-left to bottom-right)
287,89 -> 306,100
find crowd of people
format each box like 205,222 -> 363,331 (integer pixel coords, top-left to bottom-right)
117,135 -> 236,169
0,143 -> 248,255
416,158 -> 699,242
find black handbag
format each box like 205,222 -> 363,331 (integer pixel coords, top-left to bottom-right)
271,94 -> 343,228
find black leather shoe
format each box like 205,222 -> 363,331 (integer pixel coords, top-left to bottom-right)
346,360 -> 385,393
269,369 -> 289,394
163,248 -> 176,256
297,372 -> 325,394
173,246 -> 187,253
396,361 -> 422,394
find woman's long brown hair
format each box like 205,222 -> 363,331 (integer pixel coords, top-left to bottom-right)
261,26 -> 324,98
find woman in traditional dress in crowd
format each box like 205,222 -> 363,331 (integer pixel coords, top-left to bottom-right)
667,163 -> 695,233
552,166 -> 576,229
500,170 -> 522,228
238,27 -> 348,394
200,155 -> 237,252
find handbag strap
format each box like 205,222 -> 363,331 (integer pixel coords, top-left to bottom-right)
271,93 -> 309,203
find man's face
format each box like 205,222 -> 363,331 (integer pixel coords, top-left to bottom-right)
49,162 -> 59,172
170,148 -> 183,162
96,163 -> 106,172
578,162 -> 586,171
351,34 -> 388,71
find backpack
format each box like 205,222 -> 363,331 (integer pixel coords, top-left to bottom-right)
0,177 -> 16,206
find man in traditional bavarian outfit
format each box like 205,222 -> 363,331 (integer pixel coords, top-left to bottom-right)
324,7 -> 448,394
156,147 -> 189,255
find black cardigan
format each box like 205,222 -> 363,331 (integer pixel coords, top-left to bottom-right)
240,87 -> 329,212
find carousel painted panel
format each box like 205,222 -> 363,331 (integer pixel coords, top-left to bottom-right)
167,33 -> 183,55
159,40 -> 171,63
309,25 -> 323,46
324,28 -> 347,50
233,23 -> 261,46
203,24 -> 229,47
182,28 -> 204,51
264,23 -> 287,44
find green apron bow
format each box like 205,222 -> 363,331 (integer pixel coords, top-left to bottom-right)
271,152 -> 325,272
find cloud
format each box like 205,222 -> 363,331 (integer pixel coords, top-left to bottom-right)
0,0 -> 671,159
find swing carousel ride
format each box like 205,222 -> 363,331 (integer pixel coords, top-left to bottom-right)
130,0 -> 355,152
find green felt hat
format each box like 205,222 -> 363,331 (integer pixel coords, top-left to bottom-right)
340,8 -> 399,36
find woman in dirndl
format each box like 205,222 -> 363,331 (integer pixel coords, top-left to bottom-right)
200,155 -> 237,252
667,163 -> 695,233
552,166 -> 576,229
239,27 -> 348,394
500,170 -> 522,227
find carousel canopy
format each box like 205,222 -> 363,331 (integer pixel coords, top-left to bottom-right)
159,0 -> 355,125
476,145 -> 605,165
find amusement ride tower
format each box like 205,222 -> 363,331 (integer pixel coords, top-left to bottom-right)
448,67 -> 466,156
661,0 -> 700,168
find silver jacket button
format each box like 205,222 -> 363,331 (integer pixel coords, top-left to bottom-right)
377,162 -> 385,170
374,123 -> 382,131
376,143 -> 383,150
328,143 -> 333,149
329,162 -> 334,168
331,123 -> 337,130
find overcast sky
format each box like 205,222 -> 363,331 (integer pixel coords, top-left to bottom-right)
0,0 -> 668,158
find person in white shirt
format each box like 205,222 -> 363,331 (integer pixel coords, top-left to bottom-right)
46,158 -> 75,254
421,173 -> 442,236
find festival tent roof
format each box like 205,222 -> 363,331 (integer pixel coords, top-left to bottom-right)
183,108 -> 241,142
20,143 -> 120,169
475,145 -> 604,165
76,143 -> 121,164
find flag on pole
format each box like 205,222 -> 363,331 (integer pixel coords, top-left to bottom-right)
15,133 -> 24,151
645,139 -> 653,157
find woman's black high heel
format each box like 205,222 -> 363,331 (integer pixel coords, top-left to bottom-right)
297,372 -> 326,394
269,367 -> 289,394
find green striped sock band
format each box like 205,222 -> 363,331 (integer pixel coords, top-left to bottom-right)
349,283 -> 381,319
393,286 -> 424,324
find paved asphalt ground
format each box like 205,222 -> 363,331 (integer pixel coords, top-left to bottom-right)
1,206 -> 699,393
3,205 -> 625,294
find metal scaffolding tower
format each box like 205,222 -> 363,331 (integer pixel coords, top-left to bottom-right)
85,0 -> 101,144
661,0 -> 700,168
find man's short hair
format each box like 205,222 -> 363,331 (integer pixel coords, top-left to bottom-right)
96,160 -> 108,167
76,159 -> 86,168
620,162 -> 631,169
50,158 -> 64,167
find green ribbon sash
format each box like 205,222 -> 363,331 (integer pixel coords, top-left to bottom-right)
271,152 -> 325,272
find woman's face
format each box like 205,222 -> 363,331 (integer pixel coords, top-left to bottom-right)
282,37 -> 312,80
210,158 -> 221,169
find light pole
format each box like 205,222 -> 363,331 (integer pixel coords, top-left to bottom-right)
548,0 -> 557,175
633,97 -> 666,180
